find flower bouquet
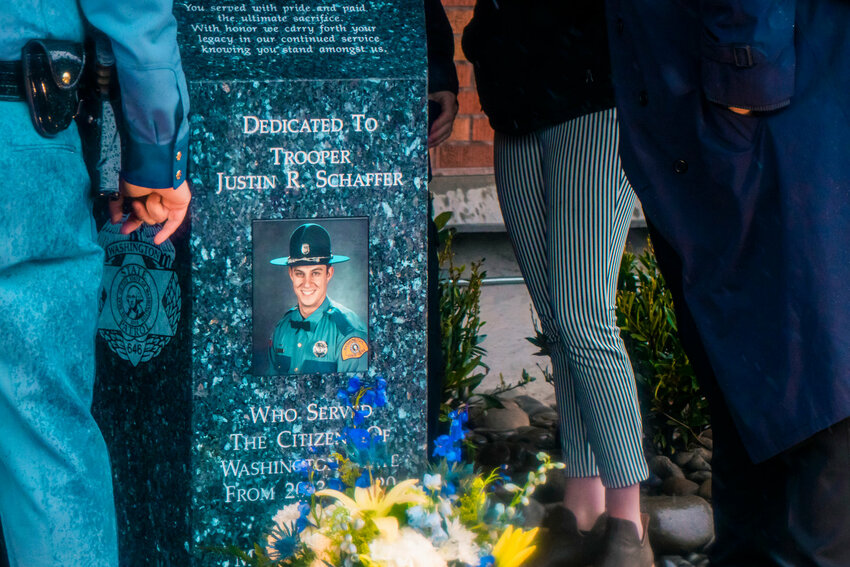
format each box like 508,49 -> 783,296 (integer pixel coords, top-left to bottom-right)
216,376 -> 562,567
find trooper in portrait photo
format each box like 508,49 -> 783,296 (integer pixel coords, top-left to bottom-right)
268,223 -> 368,375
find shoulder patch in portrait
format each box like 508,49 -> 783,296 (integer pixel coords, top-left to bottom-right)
341,337 -> 368,360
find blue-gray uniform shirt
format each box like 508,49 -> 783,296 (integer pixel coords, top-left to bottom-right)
1,0 -> 189,190
269,297 -> 368,375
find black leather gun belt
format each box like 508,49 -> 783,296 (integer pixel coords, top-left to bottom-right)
0,60 -> 24,101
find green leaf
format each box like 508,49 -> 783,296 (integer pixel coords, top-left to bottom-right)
433,210 -> 453,230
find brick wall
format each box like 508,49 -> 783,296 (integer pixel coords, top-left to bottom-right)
430,0 -> 495,176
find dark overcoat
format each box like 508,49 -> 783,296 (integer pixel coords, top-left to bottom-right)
606,0 -> 850,462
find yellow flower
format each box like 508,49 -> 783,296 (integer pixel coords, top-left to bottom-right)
492,525 -> 539,567
315,479 -> 427,536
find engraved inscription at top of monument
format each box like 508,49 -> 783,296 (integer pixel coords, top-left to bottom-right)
176,0 -> 425,81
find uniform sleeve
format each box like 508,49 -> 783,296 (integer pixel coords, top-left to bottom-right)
425,0 -> 459,95
700,0 -> 795,111
79,0 -> 189,189
337,333 -> 369,373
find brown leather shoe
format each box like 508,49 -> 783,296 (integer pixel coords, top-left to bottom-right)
596,513 -> 653,567
531,506 -> 607,567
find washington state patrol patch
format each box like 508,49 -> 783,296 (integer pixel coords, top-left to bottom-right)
341,337 -> 368,360
313,340 -> 328,358
96,222 -> 181,367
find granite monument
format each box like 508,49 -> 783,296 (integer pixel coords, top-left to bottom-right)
93,1 -> 429,563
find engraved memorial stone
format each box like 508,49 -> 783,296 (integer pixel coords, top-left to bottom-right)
93,1 -> 428,564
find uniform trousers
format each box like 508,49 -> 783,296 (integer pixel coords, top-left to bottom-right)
0,101 -> 118,566
493,108 -> 648,488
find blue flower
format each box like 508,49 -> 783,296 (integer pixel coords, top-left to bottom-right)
433,435 -> 461,463
327,477 -> 344,491
447,409 -> 469,444
346,376 -> 362,394
295,500 -> 312,532
407,505 -> 426,528
361,389 -> 377,407
375,389 -> 388,407
449,419 -> 466,444
424,512 -> 447,541
355,470 -> 371,488
479,555 -> 495,567
336,388 -> 349,401
376,376 -> 387,391
353,409 -> 369,426
293,460 -> 311,476
345,427 -> 371,451
296,482 -> 315,496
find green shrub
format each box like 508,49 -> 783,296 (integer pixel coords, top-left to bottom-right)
616,241 -> 709,453
435,212 -> 489,413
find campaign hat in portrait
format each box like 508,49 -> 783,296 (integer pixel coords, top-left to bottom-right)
270,223 -> 350,266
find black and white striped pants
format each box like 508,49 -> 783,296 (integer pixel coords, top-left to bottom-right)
494,108 -> 648,488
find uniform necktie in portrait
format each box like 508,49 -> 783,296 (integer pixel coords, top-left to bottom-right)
289,320 -> 311,331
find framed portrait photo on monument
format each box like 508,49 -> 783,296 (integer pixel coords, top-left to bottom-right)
252,217 -> 370,376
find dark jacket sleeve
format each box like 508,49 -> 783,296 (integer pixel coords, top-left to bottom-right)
425,0 -> 459,94
700,0 -> 795,111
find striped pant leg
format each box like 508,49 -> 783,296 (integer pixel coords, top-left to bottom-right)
494,129 -> 599,479
541,108 -> 648,488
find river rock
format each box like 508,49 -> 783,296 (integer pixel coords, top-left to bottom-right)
478,399 -> 530,431
662,477 -> 700,496
512,395 -> 554,418
687,471 -> 712,484
698,480 -> 712,500
643,495 -> 714,554
650,455 -> 686,480
466,430 -> 490,445
476,440 -> 512,469
530,410 -> 560,429
673,451 -> 695,468
685,453 -> 711,472
466,403 -> 488,428
694,447 -> 712,463
514,426 -> 557,450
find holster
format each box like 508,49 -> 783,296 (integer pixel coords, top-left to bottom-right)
76,34 -> 123,199
22,39 -> 85,137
